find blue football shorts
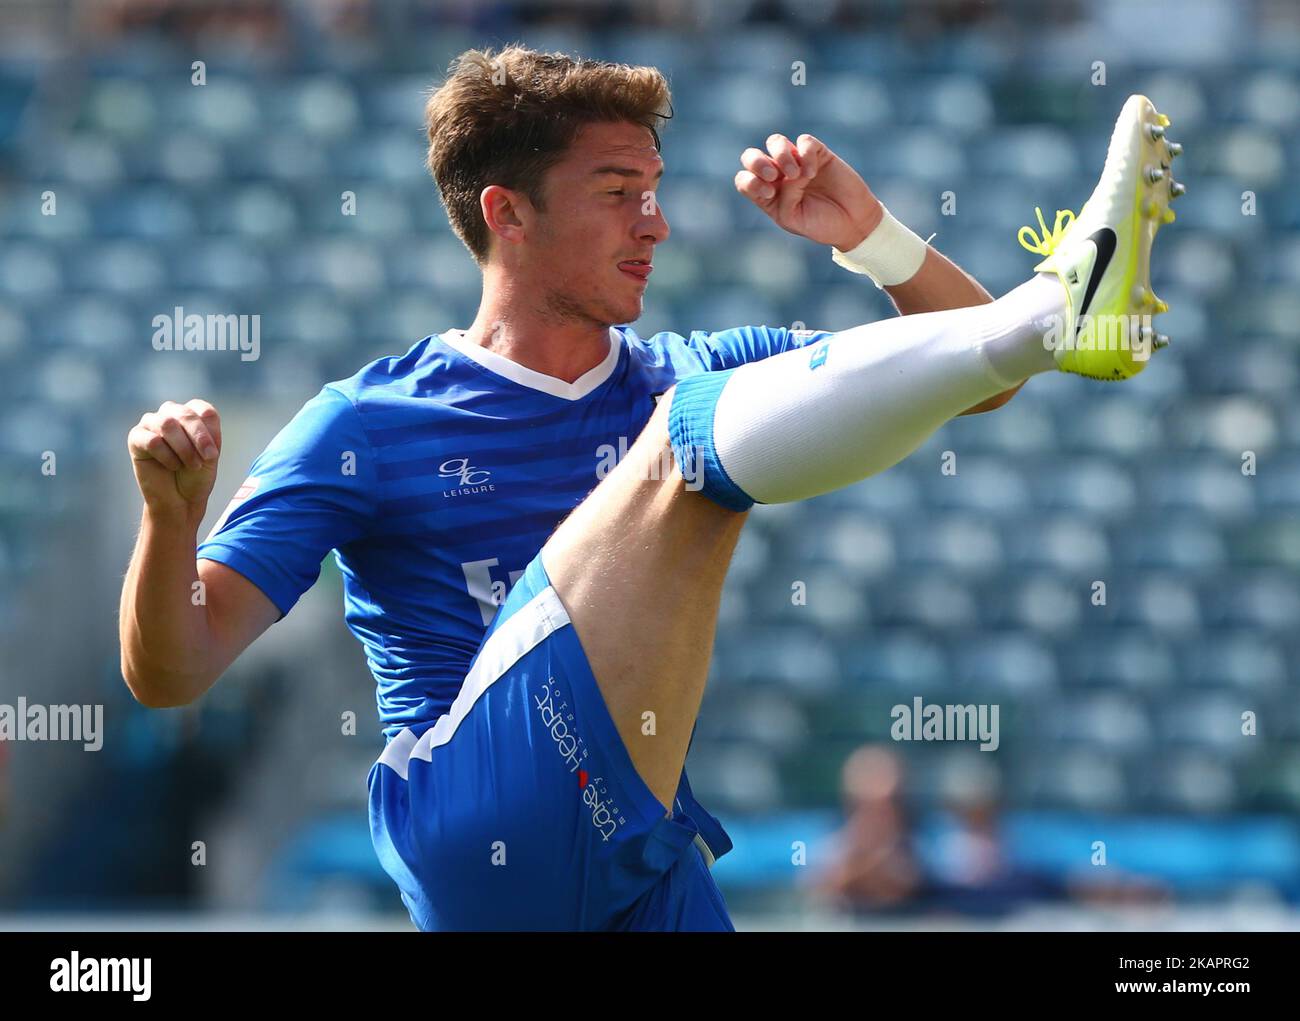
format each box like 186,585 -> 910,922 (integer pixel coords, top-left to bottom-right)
367,552 -> 735,931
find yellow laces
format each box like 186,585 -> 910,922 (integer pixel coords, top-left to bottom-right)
1017,206 -> 1076,257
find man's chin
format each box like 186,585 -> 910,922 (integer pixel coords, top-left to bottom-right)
586,306 -> 641,329
610,296 -> 644,326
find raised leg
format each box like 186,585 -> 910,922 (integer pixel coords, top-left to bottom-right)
542,396 -> 747,813
541,274 -> 1070,813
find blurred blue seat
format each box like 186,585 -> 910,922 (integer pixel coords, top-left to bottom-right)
279,236 -> 387,295
272,291 -> 358,353
696,685 -> 809,752
1147,751 -> 1240,813
1020,747 -> 1129,811
971,126 -> 1078,182
819,463 -> 921,516
330,130 -> 426,182
1041,692 -> 1152,751
1173,176 -> 1266,236
81,77 -> 155,140
1259,456 -> 1300,509
841,631 -> 951,689
953,632 -> 1059,693
872,127 -> 969,183
38,133 -> 125,185
746,561 -> 869,633
710,627 -> 841,693
787,511 -> 895,576
1156,693 -> 1255,753
168,238 -> 271,292
0,241 -> 62,297
363,74 -> 431,127
1005,514 -> 1112,572
691,71 -> 789,132
1065,630 -> 1178,691
219,184 -> 302,238
168,79 -> 262,138
0,187 -> 91,238
790,72 -> 892,129
1143,458 -> 1256,520
930,435 -> 1041,499
1032,458 -> 1137,517
875,573 -> 980,630
1113,515 -> 1227,571
898,513 -> 1004,575
1125,573 -> 1203,633
273,77 -> 360,138
70,240 -> 167,294
90,184 -> 198,238
984,572 -> 1084,635
678,742 -> 785,814
44,295 -> 136,353
227,131 -> 330,181
914,75 -> 995,135
1205,571 -> 1300,631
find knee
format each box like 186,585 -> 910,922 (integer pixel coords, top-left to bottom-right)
658,373 -> 756,512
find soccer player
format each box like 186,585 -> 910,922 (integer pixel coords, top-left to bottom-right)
119,46 -> 1181,930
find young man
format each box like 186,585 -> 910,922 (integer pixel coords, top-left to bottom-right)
119,45 -> 1181,930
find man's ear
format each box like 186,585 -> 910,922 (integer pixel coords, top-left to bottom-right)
480,184 -> 530,249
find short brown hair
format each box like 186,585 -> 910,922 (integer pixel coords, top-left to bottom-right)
424,44 -> 673,265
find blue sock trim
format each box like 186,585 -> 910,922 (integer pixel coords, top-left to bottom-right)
667,369 -> 756,513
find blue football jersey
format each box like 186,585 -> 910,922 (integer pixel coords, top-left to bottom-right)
196,324 -> 831,738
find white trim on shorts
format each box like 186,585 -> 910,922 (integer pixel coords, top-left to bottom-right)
376,585 -> 571,781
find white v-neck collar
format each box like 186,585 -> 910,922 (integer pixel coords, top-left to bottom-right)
438,326 -> 621,401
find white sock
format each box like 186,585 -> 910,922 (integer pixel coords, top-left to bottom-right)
976,274 -> 1066,383
702,276 -> 1063,506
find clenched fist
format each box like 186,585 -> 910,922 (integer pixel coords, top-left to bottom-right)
127,399 -> 222,515
735,132 -> 884,252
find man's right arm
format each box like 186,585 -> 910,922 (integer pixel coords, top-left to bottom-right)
119,399 -> 279,708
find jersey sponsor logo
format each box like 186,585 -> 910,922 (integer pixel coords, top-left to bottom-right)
206,475 -> 260,540
439,457 -> 495,498
534,677 -> 626,842
809,339 -> 831,370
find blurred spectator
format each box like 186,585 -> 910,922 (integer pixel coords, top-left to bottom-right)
917,753 -> 1066,915
814,745 -> 1066,917
813,746 -> 923,909
82,0 -> 289,45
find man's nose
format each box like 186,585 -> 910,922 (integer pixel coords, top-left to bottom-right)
640,195 -> 669,244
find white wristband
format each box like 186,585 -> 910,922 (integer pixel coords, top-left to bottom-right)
830,205 -> 929,288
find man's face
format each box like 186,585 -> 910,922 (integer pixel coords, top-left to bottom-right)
515,120 -> 669,328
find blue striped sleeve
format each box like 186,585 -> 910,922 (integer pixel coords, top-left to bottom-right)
685,324 -> 835,371
196,385 -> 377,617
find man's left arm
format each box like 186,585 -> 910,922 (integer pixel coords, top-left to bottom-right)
736,132 -> 1023,414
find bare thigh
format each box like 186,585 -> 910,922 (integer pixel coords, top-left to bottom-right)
540,387 -> 748,814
